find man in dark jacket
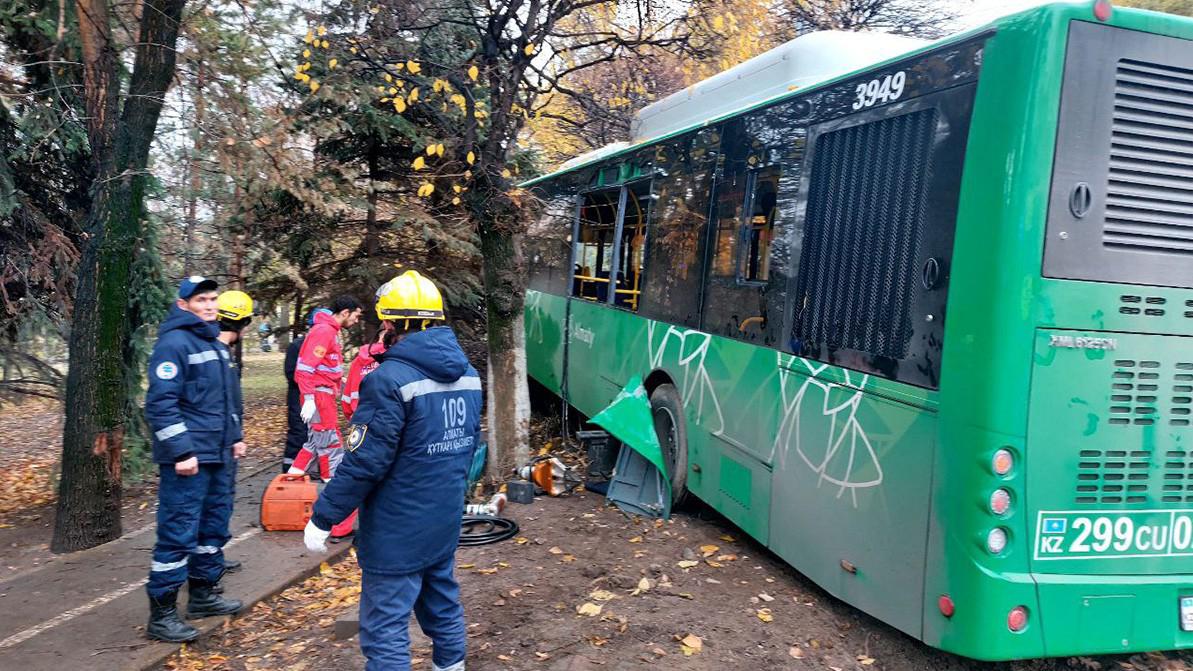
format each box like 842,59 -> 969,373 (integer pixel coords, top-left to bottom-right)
284,308 -> 331,472
304,271 -> 481,671
143,276 -> 244,642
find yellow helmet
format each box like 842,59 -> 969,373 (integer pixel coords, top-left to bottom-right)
217,290 -> 254,321
375,270 -> 445,324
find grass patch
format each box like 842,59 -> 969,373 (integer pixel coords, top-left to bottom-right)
240,350 -> 288,398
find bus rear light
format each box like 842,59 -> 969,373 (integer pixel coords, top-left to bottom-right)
938,595 -> 955,618
987,527 -> 1008,554
1094,0 -> 1113,22
990,488 -> 1012,516
1008,606 -> 1029,632
992,449 -> 1014,476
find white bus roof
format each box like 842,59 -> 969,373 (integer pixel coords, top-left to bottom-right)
630,31 -> 928,145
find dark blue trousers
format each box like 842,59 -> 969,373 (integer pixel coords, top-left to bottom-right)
147,462 -> 234,598
359,554 -> 466,671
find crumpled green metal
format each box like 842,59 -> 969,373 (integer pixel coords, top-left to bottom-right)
589,376 -> 672,516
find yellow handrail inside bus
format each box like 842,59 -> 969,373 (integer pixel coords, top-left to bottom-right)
739,316 -> 764,332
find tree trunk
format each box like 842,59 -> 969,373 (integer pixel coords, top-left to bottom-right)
292,289 -> 305,337
479,223 -> 530,480
277,301 -> 291,348
362,142 -> 381,344
183,60 -> 205,276
53,0 -> 188,553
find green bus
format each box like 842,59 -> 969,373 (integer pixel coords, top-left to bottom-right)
519,1 -> 1193,660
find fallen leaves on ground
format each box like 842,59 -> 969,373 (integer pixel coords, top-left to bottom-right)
679,633 -> 703,656
0,399 -> 62,520
0,456 -> 56,520
576,602 -> 602,617
163,553 -> 363,671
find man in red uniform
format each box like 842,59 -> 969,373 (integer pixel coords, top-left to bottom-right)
289,296 -> 362,489
341,334 -> 386,421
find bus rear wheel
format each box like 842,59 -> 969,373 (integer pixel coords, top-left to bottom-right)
649,383 -> 689,506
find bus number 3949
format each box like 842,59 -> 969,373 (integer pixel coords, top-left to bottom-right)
852,71 -> 907,110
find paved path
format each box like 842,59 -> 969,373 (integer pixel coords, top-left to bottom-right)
0,463 -> 352,671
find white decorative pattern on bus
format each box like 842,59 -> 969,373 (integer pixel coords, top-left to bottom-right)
647,321 -> 726,437
773,353 -> 883,508
526,291 -> 546,345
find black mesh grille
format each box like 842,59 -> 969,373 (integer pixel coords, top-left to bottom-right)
794,109 -> 937,359
1105,59 -> 1193,257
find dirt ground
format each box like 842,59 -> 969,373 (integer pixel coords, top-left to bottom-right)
159,488 -> 1193,671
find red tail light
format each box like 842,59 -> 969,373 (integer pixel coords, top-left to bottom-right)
938,595 -> 955,618
1008,606 -> 1029,632
1094,0 -> 1113,22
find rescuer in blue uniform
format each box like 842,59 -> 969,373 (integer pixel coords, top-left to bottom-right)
213,290 -> 255,580
304,271 -> 481,671
143,276 -> 244,642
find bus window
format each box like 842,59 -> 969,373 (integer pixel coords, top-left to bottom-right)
573,189 -> 619,302
701,113 -> 802,349
742,167 -> 780,283
526,185 -> 578,295
639,132 -> 719,327
710,164 -> 747,279
611,182 -> 651,312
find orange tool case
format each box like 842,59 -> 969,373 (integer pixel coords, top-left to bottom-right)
260,474 -> 319,531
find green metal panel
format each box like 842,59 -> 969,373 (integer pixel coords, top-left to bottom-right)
767,357 -> 937,639
525,290 -> 568,394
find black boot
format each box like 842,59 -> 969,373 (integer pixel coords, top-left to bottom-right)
147,591 -> 199,642
223,558 -> 242,573
186,579 -> 243,618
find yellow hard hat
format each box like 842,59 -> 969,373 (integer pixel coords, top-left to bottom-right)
217,290 -> 254,321
375,270 -> 444,323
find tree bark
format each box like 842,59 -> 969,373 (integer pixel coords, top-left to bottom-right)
183,60 -> 205,276
479,220 -> 531,480
292,289 -> 305,336
53,0 -> 188,553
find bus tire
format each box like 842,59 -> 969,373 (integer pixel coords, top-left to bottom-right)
649,383 -> 689,506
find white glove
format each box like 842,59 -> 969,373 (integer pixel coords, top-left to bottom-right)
300,396 -> 316,423
304,520 -> 330,553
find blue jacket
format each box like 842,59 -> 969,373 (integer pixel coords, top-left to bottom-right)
311,327 -> 482,575
145,307 -> 243,464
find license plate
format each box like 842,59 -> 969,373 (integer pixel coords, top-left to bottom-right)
1034,510 -> 1193,560
1182,597 -> 1193,632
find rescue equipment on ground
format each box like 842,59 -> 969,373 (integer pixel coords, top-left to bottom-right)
459,515 -> 519,546
506,479 -> 536,504
464,492 -> 506,517
260,473 -> 319,531
517,456 -> 582,497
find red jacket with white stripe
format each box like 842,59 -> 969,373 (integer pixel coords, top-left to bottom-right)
341,343 -> 385,420
295,312 -> 343,399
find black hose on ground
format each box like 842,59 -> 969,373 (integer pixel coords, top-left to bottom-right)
459,515 -> 520,546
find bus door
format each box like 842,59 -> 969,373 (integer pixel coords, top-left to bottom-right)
566,182 -> 652,416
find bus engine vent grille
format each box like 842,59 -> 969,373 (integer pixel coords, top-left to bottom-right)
794,108 -> 937,359
1108,359 -> 1162,426
1076,449 -> 1152,505
1104,59 -> 1193,258
1119,294 -> 1167,316
1161,450 -> 1193,503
